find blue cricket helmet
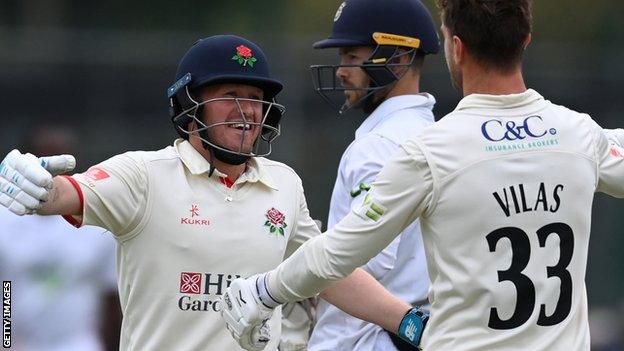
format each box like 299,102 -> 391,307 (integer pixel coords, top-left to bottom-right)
167,35 -> 285,164
170,34 -> 283,101
314,0 -> 440,54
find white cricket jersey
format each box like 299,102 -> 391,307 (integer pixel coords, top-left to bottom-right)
64,139 -> 320,351
267,89 -> 624,350
0,211 -> 116,351
310,94 -> 434,351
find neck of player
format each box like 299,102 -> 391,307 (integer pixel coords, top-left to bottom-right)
385,67 -> 421,99
190,137 -> 246,181
462,59 -> 527,97
211,157 -> 246,181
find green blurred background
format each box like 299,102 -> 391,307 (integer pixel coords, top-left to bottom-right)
0,0 -> 622,330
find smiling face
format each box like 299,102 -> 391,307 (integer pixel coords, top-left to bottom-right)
195,83 -> 265,153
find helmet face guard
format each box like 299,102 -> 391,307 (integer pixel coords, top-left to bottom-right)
170,83 -> 284,158
310,42 -> 417,114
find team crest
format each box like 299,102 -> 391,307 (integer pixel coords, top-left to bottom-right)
264,207 -> 287,235
231,45 -> 258,67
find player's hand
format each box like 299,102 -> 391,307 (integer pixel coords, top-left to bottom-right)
397,306 -> 429,349
0,149 -> 76,215
220,275 -> 275,351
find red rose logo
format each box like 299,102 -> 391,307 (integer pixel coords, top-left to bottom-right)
264,207 -> 287,235
267,207 -> 285,225
231,45 -> 258,67
236,45 -> 253,59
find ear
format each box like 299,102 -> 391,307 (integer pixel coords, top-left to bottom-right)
452,35 -> 464,65
523,33 -> 532,50
387,48 -> 414,76
397,48 -> 413,65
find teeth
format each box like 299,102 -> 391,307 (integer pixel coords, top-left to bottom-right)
230,123 -> 252,130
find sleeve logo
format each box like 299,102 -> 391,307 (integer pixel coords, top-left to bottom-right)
84,167 -> 110,182
355,193 -> 386,222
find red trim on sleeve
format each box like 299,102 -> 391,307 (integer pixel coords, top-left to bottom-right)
60,175 -> 84,228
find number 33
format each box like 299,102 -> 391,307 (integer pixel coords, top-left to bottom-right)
486,223 -> 573,329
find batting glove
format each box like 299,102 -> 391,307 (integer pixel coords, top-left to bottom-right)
220,274 -> 279,351
0,149 -> 75,215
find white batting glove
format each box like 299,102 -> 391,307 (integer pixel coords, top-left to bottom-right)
0,149 -> 76,215
220,275 -> 278,351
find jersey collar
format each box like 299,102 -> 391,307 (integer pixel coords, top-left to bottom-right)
238,157 -> 278,190
356,93 -> 436,138
454,89 -> 546,114
174,139 -> 278,190
175,138 -> 223,176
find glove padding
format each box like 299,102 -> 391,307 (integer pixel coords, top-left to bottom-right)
0,149 -> 75,215
220,276 -> 275,351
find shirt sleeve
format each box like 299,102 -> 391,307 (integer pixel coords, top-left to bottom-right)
70,152 -> 149,236
283,177 -> 322,260
596,126 -> 624,197
603,128 -> 624,147
343,135 -> 403,279
268,140 -> 434,302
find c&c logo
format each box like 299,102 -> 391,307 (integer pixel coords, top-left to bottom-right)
481,116 -> 556,142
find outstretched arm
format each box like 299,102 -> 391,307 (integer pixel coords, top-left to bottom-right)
266,140 -> 433,302
37,176 -> 81,215
222,268 -> 429,350
0,149 -> 80,216
320,268 -> 429,347
320,268 -> 410,333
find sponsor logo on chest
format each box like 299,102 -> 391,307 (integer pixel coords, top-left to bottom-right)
180,204 -> 210,226
177,272 -> 240,312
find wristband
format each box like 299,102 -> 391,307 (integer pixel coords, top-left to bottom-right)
254,273 -> 281,309
397,306 -> 429,347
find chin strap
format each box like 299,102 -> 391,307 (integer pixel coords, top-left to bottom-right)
197,129 -> 250,178
207,148 -> 216,178
213,147 -> 250,166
